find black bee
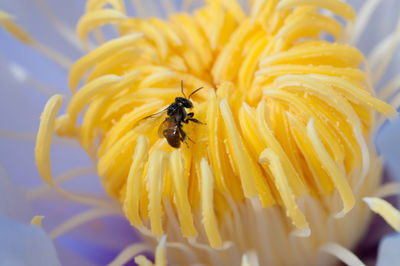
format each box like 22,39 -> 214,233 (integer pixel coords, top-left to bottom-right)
144,81 -> 204,148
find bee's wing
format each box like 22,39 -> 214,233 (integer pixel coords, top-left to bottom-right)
133,107 -> 169,134
140,106 -> 169,121
158,117 -> 175,138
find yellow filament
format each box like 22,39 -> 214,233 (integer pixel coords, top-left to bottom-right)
256,65 -> 366,84
310,74 -> 398,118
319,242 -> 365,266
364,197 -> 400,232
206,90 -> 228,193
286,113 -> 335,194
120,18 -> 170,60
0,10 -> 14,21
35,95 -> 64,186
259,149 -> 309,233
77,9 -> 127,46
307,119 -> 355,217
238,104 -> 275,207
123,135 -> 149,227
86,0 -> 125,12
256,101 -> 306,196
30,216 -> 44,227
65,75 -> 123,126
148,150 -> 168,237
35,95 -> 114,208
263,90 -> 345,166
270,75 -> 370,181
170,150 -> 198,238
155,235 -> 167,266
0,10 -> 33,45
209,0 -> 246,22
220,98 -> 258,198
133,235 -> 167,266
200,158 -> 222,248
98,100 -> 165,156
135,255 -> 153,266
148,18 -> 183,47
275,12 -> 342,50
277,0 -> 356,21
260,42 -> 364,68
69,33 -> 143,91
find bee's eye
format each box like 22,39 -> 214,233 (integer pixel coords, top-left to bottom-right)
184,100 -> 193,108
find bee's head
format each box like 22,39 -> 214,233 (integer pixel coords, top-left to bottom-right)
175,97 -> 193,108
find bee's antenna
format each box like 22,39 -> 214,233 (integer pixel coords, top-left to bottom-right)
181,80 -> 187,98
188,87 -> 203,99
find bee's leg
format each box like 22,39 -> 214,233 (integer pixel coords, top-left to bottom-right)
178,126 -> 187,141
179,130 -> 189,148
182,113 -> 195,124
179,130 -> 192,147
186,118 -> 205,125
183,113 -> 205,124
178,126 -> 195,144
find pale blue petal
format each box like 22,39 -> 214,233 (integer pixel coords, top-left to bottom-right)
376,117 -> 400,182
376,117 -> 400,207
0,214 -> 61,266
0,165 -> 34,221
377,233 -> 400,266
375,118 -> 400,265
0,0 -> 83,60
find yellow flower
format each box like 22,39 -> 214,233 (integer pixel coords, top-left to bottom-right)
2,0 -> 400,265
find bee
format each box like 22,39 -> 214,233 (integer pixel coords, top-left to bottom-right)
144,81 -> 204,148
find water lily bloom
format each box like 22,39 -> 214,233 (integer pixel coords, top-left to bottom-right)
1,0 -> 400,265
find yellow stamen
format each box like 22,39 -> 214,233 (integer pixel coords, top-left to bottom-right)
259,149 -> 309,235
123,135 -> 149,227
77,9 -> 127,47
200,158 -> 222,248
30,216 -> 44,227
155,235 -> 167,266
364,197 -> 400,232
134,255 -> 153,266
0,10 -> 33,44
35,95 -> 64,186
68,33 -> 143,91
307,119 -> 355,217
277,0 -> 356,21
170,150 -> 198,238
